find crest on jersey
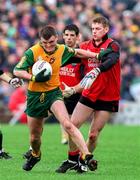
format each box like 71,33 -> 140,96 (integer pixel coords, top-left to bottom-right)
49,57 -> 56,64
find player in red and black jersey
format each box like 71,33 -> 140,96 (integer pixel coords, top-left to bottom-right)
56,16 -> 121,173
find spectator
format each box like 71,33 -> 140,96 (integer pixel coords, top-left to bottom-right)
8,82 -> 28,124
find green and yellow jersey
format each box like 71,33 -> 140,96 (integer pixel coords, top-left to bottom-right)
15,43 -> 76,92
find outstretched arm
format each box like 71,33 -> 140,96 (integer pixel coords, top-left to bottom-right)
14,68 -> 51,82
75,48 -> 98,58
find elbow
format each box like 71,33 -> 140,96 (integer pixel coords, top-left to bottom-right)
13,69 -> 20,77
13,69 -> 18,76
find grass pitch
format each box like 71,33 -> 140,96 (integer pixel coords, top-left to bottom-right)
0,123 -> 140,180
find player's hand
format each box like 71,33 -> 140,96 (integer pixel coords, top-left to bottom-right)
62,82 -> 76,98
31,69 -> 51,82
97,48 -> 113,60
9,78 -> 24,88
80,68 -> 100,89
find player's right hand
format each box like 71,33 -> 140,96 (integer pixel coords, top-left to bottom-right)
62,82 -> 76,98
31,69 -> 51,82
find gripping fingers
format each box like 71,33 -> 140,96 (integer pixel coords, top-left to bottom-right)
9,78 -> 24,88
84,78 -> 92,89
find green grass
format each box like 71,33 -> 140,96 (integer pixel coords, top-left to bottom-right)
0,123 -> 140,180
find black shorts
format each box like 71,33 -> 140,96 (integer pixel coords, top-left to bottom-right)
79,96 -> 119,112
64,93 -> 81,114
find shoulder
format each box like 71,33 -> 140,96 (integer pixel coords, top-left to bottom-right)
63,45 -> 75,54
108,40 -> 120,52
80,40 -> 91,48
24,48 -> 34,57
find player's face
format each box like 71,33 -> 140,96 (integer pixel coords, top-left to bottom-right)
63,30 -> 78,48
40,36 -> 58,53
91,23 -> 109,41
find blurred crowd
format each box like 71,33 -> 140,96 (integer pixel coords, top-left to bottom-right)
0,0 -> 140,121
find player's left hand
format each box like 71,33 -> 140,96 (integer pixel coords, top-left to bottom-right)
80,68 -> 100,89
9,78 -> 24,88
62,82 -> 76,98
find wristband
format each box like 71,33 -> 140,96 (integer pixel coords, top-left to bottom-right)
31,75 -> 35,82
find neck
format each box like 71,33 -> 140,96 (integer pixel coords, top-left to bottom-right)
92,34 -> 108,47
95,39 -> 102,46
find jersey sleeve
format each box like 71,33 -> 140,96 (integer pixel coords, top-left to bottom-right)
61,45 -> 76,66
99,41 -> 120,72
14,49 -> 34,71
61,45 -> 81,66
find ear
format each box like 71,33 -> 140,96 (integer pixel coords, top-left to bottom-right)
62,33 -> 65,39
76,33 -> 82,44
105,26 -> 109,34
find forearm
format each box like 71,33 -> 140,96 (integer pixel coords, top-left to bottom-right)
74,83 -> 83,93
0,73 -> 11,83
75,49 -> 97,58
14,70 -> 32,81
99,52 -> 119,72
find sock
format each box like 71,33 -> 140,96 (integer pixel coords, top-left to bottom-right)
79,154 -> 85,164
31,150 -> 41,157
0,130 -> 3,151
68,150 -> 80,162
80,153 -> 93,164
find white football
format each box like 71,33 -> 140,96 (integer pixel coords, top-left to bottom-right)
32,60 -> 52,76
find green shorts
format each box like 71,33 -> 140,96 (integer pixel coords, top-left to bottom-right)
25,88 -> 63,118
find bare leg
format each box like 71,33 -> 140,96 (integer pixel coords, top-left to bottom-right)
60,124 -> 68,144
51,100 -> 91,155
87,111 -> 111,153
27,116 -> 44,154
69,102 -> 93,151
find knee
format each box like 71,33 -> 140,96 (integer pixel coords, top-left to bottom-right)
71,120 -> 79,128
63,120 -> 74,134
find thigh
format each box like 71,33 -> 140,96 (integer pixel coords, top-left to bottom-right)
89,111 -> 111,132
50,100 -> 70,125
71,102 -> 94,128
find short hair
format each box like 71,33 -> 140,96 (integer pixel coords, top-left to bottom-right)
39,25 -> 57,40
63,24 -> 79,36
92,16 -> 110,28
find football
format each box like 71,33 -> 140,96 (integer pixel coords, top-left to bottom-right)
32,60 -> 52,76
